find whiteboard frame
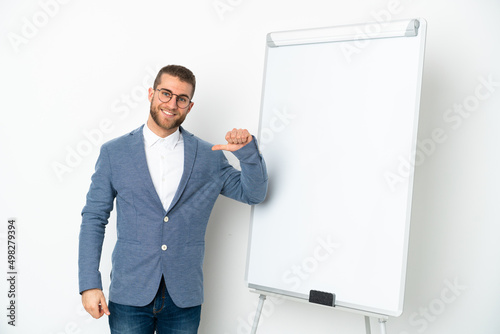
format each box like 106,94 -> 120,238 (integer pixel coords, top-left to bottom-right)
246,18 -> 427,318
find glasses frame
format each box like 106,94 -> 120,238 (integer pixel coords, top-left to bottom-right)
155,89 -> 192,109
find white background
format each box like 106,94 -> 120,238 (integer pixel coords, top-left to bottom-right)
0,0 -> 499,333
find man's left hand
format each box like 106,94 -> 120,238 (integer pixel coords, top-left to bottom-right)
212,128 -> 253,152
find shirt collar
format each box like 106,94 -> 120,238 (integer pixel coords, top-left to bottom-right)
143,124 -> 181,150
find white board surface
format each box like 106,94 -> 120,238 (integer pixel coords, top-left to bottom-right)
246,19 -> 426,317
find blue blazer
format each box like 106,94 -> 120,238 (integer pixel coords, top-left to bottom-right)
78,125 -> 268,308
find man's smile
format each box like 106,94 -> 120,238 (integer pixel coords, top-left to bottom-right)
161,109 -> 175,117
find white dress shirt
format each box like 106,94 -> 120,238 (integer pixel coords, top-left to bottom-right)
143,124 -> 184,211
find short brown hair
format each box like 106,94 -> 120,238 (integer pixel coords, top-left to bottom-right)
153,65 -> 196,98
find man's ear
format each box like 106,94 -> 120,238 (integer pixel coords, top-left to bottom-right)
186,101 -> 194,114
148,88 -> 154,103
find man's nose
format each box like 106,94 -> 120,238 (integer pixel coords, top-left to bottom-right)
166,96 -> 178,109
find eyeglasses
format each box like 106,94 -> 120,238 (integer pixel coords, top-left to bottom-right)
155,89 -> 192,109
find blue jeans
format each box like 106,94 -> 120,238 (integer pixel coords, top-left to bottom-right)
108,278 -> 201,334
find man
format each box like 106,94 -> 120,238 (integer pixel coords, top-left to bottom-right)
78,65 -> 268,333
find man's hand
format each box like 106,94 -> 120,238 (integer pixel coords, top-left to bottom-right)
82,288 -> 110,319
212,128 -> 253,152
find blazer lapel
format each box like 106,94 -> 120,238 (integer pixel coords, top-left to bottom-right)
128,125 -> 164,210
167,127 -> 197,213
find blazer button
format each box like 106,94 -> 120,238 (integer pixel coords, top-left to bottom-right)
163,216 -> 169,223
161,245 -> 167,251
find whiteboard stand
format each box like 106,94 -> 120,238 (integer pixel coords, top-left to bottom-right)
364,316 -> 387,334
250,294 -> 267,334
378,318 -> 388,334
249,290 -> 390,334
364,316 -> 372,334
246,17 -> 426,334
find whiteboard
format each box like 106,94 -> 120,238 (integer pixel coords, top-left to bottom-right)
246,19 -> 426,317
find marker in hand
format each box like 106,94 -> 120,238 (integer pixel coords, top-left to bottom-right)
212,128 -> 253,152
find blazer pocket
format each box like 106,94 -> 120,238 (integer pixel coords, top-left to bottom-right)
115,192 -> 138,243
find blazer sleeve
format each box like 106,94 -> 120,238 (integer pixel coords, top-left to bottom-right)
78,144 -> 116,294
219,136 -> 268,205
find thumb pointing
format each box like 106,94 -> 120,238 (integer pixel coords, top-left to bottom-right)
212,144 -> 227,151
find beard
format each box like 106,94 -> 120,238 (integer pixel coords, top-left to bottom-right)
149,103 -> 187,132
